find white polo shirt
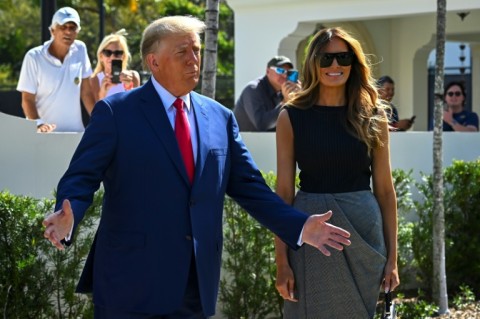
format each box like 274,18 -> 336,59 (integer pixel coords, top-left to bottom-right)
17,39 -> 93,132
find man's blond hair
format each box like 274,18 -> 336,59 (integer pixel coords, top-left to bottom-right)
140,16 -> 206,71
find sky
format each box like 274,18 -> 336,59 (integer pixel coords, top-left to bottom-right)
428,42 -> 471,74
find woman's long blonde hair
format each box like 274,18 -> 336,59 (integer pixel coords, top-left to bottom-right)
92,29 -> 132,77
289,27 -> 386,151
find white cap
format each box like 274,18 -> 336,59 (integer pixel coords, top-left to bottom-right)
51,7 -> 81,30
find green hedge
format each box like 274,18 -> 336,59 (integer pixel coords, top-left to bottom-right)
413,159 -> 480,296
0,190 -> 102,318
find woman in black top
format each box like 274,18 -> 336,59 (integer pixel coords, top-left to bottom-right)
274,27 -> 399,318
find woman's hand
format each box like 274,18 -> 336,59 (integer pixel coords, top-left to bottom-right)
99,74 -> 115,99
276,263 -> 298,302
383,260 -> 400,292
120,70 -> 138,91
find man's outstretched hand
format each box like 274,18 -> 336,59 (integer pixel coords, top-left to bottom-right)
42,199 -> 74,250
301,211 -> 351,256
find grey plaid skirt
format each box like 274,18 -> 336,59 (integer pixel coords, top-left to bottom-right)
284,191 -> 387,319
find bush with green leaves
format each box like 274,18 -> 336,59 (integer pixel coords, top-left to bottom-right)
0,191 -> 55,318
392,169 -> 417,288
220,172 -> 283,319
412,159 -> 480,296
393,290 -> 438,319
0,190 -> 102,318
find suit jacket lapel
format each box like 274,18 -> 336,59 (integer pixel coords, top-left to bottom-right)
191,92 -> 209,186
138,80 -> 190,185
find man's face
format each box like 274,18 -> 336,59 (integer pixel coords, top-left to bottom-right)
51,22 -> 79,47
445,85 -> 465,109
148,32 -> 201,97
266,64 -> 292,91
379,82 -> 395,102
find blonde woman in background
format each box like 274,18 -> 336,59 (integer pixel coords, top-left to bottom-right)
91,29 -> 140,100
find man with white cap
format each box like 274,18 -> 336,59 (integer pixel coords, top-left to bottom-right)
17,7 -> 95,133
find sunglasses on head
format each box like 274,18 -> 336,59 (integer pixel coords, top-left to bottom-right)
270,67 -> 288,75
317,52 -> 355,68
447,91 -> 462,97
102,49 -> 124,58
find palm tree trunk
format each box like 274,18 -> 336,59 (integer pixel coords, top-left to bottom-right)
432,0 -> 449,314
201,0 -> 220,99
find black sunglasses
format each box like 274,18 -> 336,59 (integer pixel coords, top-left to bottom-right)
447,91 -> 462,97
317,52 -> 355,68
102,49 -> 124,58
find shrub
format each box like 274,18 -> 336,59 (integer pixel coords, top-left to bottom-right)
412,159 -> 480,296
392,169 -> 417,288
220,172 -> 282,319
0,191 -> 56,318
0,190 -> 102,318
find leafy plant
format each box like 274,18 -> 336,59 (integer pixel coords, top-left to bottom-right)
392,169 -> 417,287
0,190 -> 102,318
219,172 -> 282,319
412,159 -> 480,295
0,191 -> 56,318
452,284 -> 475,310
395,298 -> 438,319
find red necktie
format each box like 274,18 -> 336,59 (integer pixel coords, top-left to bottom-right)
173,98 -> 195,183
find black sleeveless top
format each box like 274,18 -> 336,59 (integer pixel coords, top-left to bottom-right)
287,105 -> 372,193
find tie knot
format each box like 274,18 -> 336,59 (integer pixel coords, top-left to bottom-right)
173,98 -> 184,111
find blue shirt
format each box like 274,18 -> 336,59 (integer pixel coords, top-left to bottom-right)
443,109 -> 479,131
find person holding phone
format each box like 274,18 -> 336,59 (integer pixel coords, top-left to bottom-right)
377,75 -> 415,131
443,81 -> 479,132
91,29 -> 140,101
233,55 -> 301,131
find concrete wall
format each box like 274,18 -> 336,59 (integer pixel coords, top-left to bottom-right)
1,111 -> 479,200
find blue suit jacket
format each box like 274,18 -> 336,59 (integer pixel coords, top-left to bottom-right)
55,79 -> 308,316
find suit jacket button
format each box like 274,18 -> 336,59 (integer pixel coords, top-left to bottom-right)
189,200 -> 195,206
185,235 -> 192,241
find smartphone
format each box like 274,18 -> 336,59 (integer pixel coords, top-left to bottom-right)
111,60 -> 122,84
287,70 -> 299,83
410,115 -> 416,123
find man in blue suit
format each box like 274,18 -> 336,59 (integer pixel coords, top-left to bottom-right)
43,16 -> 351,319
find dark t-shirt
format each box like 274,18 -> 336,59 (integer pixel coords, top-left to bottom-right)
443,109 -> 479,131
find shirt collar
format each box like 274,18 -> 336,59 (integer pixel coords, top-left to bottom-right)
41,39 -> 78,66
151,76 -> 191,112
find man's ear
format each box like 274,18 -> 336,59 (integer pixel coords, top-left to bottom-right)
145,53 -> 158,71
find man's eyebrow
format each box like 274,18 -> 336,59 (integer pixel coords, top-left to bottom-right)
175,43 -> 189,50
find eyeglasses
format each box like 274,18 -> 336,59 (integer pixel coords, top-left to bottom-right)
317,52 -> 355,68
447,91 -> 462,97
269,67 -> 288,75
102,49 -> 124,58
